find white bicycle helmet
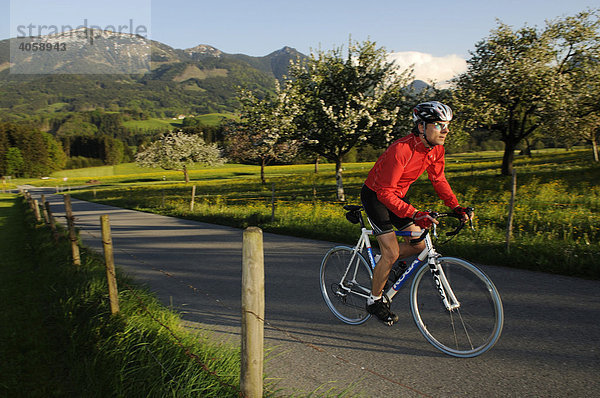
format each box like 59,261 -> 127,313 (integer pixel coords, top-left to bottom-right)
412,101 -> 453,123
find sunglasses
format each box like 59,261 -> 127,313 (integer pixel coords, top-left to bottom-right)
430,122 -> 450,130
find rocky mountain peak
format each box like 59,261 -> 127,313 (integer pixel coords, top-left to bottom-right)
183,44 -> 222,58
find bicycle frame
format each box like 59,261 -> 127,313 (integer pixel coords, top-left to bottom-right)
351,226 -> 461,311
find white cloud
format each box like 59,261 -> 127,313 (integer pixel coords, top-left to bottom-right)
387,51 -> 467,86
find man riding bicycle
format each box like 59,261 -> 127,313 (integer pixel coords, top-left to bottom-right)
361,101 -> 473,325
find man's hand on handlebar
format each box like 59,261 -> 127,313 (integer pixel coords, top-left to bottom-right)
413,211 -> 439,229
409,207 -> 475,242
453,206 -> 474,223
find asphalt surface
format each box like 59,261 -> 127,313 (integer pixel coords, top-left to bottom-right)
22,186 -> 600,397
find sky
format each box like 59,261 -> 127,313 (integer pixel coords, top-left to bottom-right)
2,0 -> 598,83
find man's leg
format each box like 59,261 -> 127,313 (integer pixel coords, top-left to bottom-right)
371,224 -> 425,296
371,231 -> 399,297
367,231 -> 400,325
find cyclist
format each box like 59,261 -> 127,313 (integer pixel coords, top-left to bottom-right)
361,101 -> 472,325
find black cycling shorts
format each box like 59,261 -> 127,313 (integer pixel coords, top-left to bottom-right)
360,184 -> 413,235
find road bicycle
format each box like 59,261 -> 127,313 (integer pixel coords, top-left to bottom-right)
319,205 -> 504,358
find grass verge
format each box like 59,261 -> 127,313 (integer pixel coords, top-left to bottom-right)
0,194 -> 246,397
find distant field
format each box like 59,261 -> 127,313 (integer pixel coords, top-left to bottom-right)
45,102 -> 70,112
194,113 -> 239,126
122,118 -> 183,130
122,113 -> 238,130
39,162 -> 367,187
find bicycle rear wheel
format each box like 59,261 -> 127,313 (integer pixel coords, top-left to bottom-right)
410,257 -> 504,357
320,246 -> 372,325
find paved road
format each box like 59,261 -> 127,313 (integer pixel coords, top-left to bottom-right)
25,186 -> 600,397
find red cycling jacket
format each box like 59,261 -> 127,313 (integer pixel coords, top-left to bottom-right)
364,134 -> 459,218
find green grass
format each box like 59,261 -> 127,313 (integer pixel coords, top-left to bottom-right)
0,195 -> 246,397
26,162 -> 368,189
56,148 -> 600,279
122,113 -> 238,131
194,113 -> 239,126
123,118 -> 184,130
0,194 -> 69,395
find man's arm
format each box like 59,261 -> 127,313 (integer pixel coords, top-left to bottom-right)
426,150 -> 459,210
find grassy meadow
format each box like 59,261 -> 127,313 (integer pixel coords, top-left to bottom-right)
43,147 -> 600,279
122,113 -> 239,131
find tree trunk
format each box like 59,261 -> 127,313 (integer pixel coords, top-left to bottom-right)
592,136 -> 599,163
522,138 -> 532,158
335,158 -> 345,202
260,158 -> 266,185
183,165 -> 190,183
501,140 -> 516,176
314,155 -> 319,173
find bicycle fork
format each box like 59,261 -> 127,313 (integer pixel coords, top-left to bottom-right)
428,257 -> 461,311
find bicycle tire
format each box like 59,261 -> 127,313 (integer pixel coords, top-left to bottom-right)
410,257 -> 504,358
320,246 -> 373,325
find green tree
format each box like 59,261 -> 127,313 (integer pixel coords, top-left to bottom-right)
55,115 -> 98,138
135,130 -> 224,182
42,132 -> 67,171
454,10 -> 600,174
226,89 -> 299,184
0,122 -> 64,177
102,136 -> 125,165
4,148 -> 25,177
0,128 -> 8,174
546,9 -> 600,161
454,21 -> 557,175
284,39 -> 413,201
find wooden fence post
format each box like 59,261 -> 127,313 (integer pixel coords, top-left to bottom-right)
33,199 -> 41,222
44,201 -> 59,242
28,195 -> 36,212
40,195 -> 50,225
64,194 -> 81,266
271,183 -> 275,222
100,215 -> 120,314
24,191 -> 33,209
190,185 -> 196,211
505,169 -> 517,252
241,227 -> 264,398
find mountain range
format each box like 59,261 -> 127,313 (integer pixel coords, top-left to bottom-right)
0,29 -> 306,117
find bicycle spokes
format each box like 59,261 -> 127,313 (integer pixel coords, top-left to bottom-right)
320,246 -> 373,325
411,258 -> 504,357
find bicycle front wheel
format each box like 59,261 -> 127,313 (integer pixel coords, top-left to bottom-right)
410,257 -> 504,357
320,246 -> 373,325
